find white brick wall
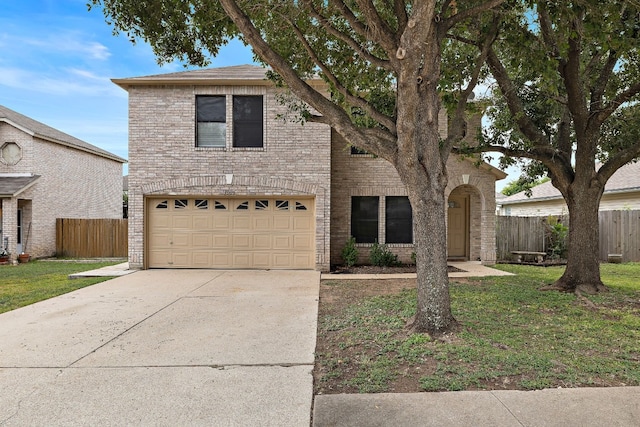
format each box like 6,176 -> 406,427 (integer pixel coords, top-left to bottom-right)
0,122 -> 124,260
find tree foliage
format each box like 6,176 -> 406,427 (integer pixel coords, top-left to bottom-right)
501,176 -> 550,197
462,0 -> 640,294
89,0 -> 506,334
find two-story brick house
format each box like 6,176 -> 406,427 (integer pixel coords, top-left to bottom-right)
0,105 -> 126,262
114,65 -> 505,271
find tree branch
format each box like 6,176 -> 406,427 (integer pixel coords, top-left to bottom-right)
596,80 -> 640,124
394,0 -> 409,41
443,0 -> 506,31
285,16 -> 397,133
218,0 -> 398,160
561,15 -> 589,133
598,146 -> 640,183
445,16 -> 499,154
538,3 -> 562,60
354,0 -> 398,50
486,46 -> 549,148
329,0 -> 397,58
301,0 -> 392,71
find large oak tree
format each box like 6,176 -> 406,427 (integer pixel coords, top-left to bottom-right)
90,0 -> 504,334
465,1 -> 640,294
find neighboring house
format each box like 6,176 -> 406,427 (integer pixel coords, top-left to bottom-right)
499,162 -> 640,216
0,105 -> 126,261
113,65 -> 506,271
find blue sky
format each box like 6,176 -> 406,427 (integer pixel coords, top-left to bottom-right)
1,0 -> 515,188
0,0 -> 256,174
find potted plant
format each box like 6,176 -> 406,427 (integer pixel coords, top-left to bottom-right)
0,248 -> 10,265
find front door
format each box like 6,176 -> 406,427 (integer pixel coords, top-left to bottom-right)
447,195 -> 468,259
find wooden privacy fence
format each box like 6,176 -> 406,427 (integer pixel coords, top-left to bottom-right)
598,210 -> 640,262
497,210 -> 640,262
56,218 -> 128,258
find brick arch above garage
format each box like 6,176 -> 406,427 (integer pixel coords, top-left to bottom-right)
140,175 -> 324,196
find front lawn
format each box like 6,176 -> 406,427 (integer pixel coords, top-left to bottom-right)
0,260 -> 123,314
314,263 -> 640,394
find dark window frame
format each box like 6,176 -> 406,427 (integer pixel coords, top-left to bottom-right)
385,196 -> 413,244
196,95 -> 227,148
351,196 -> 379,243
233,95 -> 264,148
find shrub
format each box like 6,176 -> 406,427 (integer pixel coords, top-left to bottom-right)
369,241 -> 400,267
545,216 -> 568,259
341,236 -> 359,267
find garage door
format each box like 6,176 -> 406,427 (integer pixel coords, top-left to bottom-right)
147,197 -> 315,269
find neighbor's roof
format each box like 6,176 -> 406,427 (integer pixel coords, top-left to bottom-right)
112,64 -> 323,89
0,174 -> 41,197
501,161 -> 640,205
0,105 -> 126,163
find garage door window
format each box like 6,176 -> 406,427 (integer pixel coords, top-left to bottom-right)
175,199 -> 188,209
214,200 -> 227,210
195,199 -> 208,209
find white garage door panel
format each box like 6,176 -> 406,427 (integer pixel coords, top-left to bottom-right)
147,197 -> 315,269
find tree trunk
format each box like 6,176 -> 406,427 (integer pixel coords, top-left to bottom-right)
393,32 -> 456,334
553,185 -> 608,294
408,181 -> 457,335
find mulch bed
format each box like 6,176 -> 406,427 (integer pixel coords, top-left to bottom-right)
330,264 -> 465,274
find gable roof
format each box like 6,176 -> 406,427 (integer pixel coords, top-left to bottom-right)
0,105 -> 126,163
501,161 -> 640,205
112,64 -> 324,89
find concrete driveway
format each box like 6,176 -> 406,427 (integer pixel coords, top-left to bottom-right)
0,269 -> 320,426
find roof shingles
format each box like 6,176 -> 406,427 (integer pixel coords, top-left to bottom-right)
501,162 -> 640,205
0,105 -> 125,163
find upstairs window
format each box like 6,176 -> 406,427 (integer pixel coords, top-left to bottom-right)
233,96 -> 263,148
351,196 -> 379,243
196,96 -> 226,147
385,196 -> 413,244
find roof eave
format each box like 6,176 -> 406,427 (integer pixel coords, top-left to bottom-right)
111,77 -> 326,91
502,187 -> 640,205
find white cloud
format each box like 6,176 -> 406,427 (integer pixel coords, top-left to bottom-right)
17,33 -> 112,61
0,66 -> 124,98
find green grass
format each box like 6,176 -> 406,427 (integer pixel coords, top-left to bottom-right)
316,263 -> 640,393
0,260 -> 123,314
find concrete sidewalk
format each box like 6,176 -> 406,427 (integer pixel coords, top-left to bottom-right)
313,387 -> 640,426
0,269 -> 319,426
321,261 -> 515,280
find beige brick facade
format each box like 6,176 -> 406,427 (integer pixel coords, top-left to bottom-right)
0,118 -> 124,262
330,126 -> 502,267
120,66 -> 504,271
124,83 -> 332,270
